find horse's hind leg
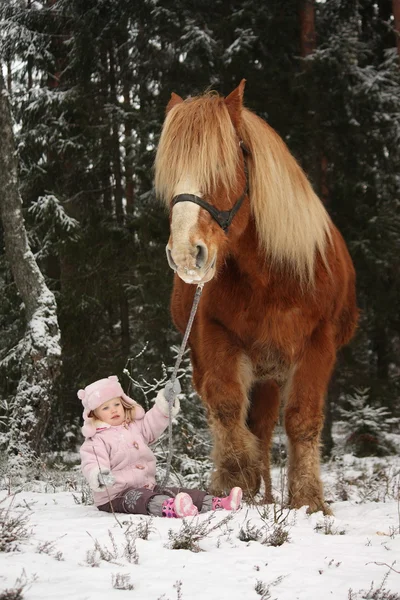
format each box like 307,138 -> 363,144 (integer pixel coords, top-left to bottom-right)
283,324 -> 335,515
195,349 -> 261,499
247,380 -> 280,503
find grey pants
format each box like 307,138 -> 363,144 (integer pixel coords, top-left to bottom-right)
97,485 -> 210,516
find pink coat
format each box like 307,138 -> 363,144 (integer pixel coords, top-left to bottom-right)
80,404 -> 169,506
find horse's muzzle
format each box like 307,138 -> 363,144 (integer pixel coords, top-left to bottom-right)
166,244 -> 216,284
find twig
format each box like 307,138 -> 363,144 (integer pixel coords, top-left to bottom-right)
366,561 -> 399,574
92,445 -> 122,528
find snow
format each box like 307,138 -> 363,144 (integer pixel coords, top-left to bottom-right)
1,457 -> 399,599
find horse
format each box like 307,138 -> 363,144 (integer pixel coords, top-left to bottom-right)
154,80 -> 358,514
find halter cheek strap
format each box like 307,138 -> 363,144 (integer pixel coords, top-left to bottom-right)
170,141 -> 250,233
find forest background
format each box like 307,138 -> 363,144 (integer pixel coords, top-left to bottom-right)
0,0 -> 399,465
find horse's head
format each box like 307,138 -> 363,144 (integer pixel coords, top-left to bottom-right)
155,80 -> 250,284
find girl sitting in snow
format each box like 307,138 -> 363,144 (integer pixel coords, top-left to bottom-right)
79,375 -> 242,518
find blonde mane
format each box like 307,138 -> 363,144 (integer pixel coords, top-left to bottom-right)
155,93 -> 332,282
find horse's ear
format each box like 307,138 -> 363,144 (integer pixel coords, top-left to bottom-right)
224,79 -> 246,127
166,92 -> 184,114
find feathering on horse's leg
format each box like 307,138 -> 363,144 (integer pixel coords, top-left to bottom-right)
199,354 -> 262,499
247,380 -> 280,504
283,325 -> 336,516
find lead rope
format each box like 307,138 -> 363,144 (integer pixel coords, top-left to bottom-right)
159,282 -> 204,489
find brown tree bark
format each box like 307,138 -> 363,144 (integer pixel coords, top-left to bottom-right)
299,1 -> 333,453
0,70 -> 62,458
299,0 -> 329,205
393,0 -> 400,58
299,0 -> 316,56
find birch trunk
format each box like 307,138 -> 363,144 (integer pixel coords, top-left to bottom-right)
0,71 -> 62,459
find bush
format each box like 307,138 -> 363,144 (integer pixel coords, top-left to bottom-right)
338,388 -> 399,457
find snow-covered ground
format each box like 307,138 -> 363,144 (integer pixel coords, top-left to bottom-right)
1,455 -> 399,600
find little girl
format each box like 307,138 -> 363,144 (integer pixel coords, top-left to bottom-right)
79,375 -> 242,517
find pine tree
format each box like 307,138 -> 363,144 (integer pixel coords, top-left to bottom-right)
338,388 -> 398,456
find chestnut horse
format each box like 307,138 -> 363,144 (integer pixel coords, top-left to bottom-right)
154,80 -> 358,514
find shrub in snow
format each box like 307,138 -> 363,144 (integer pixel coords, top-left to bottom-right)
124,517 -> 155,541
348,567 -> 400,599
255,576 -> 285,599
111,573 -> 134,591
166,512 -> 233,552
86,522 -> 151,567
0,569 -> 37,600
87,530 -> 125,564
338,388 -> 399,457
0,498 -> 32,553
238,518 -> 290,547
314,516 -> 346,536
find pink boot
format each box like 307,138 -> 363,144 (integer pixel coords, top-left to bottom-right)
161,493 -> 198,518
212,487 -> 243,511
174,492 -> 199,517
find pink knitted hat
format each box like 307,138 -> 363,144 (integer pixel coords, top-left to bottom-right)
78,375 -> 144,438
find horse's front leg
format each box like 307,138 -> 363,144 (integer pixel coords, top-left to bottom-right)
194,341 -> 261,498
284,324 -> 336,515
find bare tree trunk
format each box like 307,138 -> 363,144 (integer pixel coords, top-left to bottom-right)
299,0 -> 329,204
27,0 -> 33,90
6,59 -> 12,94
100,45 -> 113,213
118,34 -> 135,215
0,71 -> 62,459
123,81 -> 135,215
119,280 -> 130,356
299,0 -> 333,454
393,0 -> 400,59
109,41 -> 124,224
299,0 -> 316,56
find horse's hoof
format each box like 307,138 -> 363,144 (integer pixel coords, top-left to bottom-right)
290,497 -> 332,516
308,502 -> 333,516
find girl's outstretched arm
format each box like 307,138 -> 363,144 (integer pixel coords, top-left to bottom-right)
136,388 -> 180,444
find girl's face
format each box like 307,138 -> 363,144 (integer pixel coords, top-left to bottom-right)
94,397 -> 125,426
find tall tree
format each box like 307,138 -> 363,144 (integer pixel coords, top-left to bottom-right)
394,0 -> 400,58
309,0 -> 400,413
0,69 -> 62,458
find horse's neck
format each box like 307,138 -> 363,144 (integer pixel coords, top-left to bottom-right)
229,220 -> 302,294
230,220 -> 270,285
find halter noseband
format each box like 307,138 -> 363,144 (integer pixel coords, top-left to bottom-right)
170,141 -> 250,233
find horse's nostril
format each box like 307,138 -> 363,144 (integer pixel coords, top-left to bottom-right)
166,246 -> 178,271
195,243 -> 208,269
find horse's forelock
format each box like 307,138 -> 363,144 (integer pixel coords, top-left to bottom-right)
155,94 -> 240,204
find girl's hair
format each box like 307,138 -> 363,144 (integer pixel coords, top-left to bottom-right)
89,397 -> 136,424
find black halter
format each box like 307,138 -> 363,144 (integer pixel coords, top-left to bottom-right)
170,141 -> 250,233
